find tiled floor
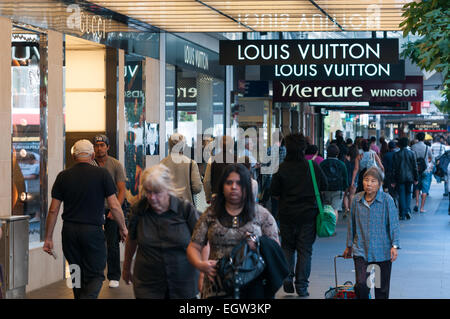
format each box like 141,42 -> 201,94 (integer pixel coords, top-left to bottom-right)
26,181 -> 450,299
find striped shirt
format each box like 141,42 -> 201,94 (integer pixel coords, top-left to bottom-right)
346,190 -> 400,262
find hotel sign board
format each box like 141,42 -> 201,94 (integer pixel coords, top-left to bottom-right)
220,39 -> 399,65
409,123 -> 448,132
260,60 -> 405,81
273,76 -> 423,103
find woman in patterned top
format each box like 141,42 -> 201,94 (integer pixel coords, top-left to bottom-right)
187,164 -> 279,299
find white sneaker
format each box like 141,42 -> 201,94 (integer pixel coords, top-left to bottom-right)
109,280 -> 120,288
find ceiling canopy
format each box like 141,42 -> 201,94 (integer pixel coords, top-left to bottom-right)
90,0 -> 411,32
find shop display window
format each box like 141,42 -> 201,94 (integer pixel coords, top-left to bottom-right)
124,54 -> 146,203
11,26 -> 48,245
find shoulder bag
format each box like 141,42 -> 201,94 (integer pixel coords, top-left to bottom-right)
308,160 -> 337,238
216,235 -> 266,299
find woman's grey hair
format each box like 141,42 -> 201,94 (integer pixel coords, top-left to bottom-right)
363,167 -> 384,185
139,164 -> 183,199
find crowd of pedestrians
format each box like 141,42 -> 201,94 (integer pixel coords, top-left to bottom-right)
41,130 -> 450,299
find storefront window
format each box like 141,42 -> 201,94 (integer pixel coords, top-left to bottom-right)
124,54 -> 145,203
165,34 -> 226,158
11,26 -> 48,245
176,70 -> 225,150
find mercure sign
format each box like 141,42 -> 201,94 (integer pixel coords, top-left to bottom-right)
273,76 -> 423,103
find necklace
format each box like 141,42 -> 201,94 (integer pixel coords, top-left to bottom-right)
365,195 -> 376,204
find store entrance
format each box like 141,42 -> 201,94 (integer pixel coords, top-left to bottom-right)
64,36 -> 108,169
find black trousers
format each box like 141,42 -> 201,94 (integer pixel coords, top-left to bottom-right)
62,222 -> 107,299
353,256 -> 392,299
104,215 -> 121,281
279,220 -> 316,293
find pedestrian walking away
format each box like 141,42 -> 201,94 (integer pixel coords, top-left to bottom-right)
93,134 -> 127,288
320,144 -> 349,220
343,167 -> 400,299
270,133 -> 328,297
43,139 -> 128,299
391,137 -> 419,220
122,164 -> 201,299
161,133 -> 203,205
411,132 -> 433,213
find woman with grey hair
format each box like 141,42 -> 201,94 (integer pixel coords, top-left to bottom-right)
343,167 -> 400,299
122,164 -> 201,298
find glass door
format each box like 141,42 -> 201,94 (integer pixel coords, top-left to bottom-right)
11,25 -> 48,245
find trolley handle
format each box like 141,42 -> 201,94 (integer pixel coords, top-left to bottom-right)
334,255 -> 348,288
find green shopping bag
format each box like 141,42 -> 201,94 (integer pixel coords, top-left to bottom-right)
308,160 -> 337,237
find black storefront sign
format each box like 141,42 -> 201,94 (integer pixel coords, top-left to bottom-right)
260,60 -> 405,81
273,76 -> 423,103
238,80 -> 269,97
166,34 -> 224,79
177,78 -> 197,103
220,39 -> 399,65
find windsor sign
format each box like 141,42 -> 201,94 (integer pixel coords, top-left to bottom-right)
273,76 -> 423,103
219,39 -> 399,65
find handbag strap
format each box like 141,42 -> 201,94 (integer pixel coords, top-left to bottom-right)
308,160 -> 323,213
188,159 -> 193,201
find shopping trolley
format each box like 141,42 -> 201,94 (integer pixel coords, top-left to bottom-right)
324,255 -> 357,299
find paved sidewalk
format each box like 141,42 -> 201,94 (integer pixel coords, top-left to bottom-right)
27,182 -> 450,299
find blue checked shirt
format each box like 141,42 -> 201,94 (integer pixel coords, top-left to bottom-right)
346,190 -> 400,262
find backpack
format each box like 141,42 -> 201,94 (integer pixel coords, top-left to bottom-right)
216,236 -> 266,299
320,159 -> 344,191
416,146 -> 428,176
435,151 -> 450,178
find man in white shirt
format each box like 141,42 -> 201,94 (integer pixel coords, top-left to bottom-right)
411,132 -> 433,212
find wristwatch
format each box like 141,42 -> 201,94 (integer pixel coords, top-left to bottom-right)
392,244 -> 399,249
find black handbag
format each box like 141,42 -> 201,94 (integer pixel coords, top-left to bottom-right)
216,235 -> 266,299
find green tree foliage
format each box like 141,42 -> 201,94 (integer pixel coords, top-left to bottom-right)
400,0 -> 450,113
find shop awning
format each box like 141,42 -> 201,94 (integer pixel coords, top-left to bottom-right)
90,0 -> 411,32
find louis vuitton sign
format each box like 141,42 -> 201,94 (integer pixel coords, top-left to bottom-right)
220,39 -> 398,65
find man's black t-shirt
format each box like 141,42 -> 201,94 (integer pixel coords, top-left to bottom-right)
51,162 -> 117,226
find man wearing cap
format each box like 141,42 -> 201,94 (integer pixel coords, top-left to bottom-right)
93,134 -> 127,289
43,139 -> 128,299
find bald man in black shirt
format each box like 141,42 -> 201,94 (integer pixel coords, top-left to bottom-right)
43,139 -> 128,299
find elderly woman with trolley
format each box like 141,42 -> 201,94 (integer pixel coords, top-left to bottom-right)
343,167 -> 400,299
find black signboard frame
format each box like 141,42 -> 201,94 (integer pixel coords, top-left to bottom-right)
260,60 -> 405,81
220,39 -> 399,65
273,76 -> 423,103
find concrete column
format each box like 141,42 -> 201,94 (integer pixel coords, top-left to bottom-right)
159,34 -> 166,159
145,56 -> 161,168
118,50 -> 125,165
281,108 -> 291,136
0,17 -> 12,217
197,74 -> 213,132
27,30 -> 65,292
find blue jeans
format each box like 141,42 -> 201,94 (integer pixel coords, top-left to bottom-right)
397,183 -> 412,218
62,222 -> 107,299
280,220 -> 316,293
